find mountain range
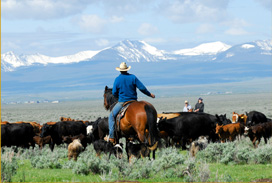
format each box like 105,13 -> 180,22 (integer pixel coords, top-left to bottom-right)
2,39 -> 271,72
1,39 -> 271,102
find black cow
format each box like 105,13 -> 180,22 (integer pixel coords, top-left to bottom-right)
246,111 -> 267,126
158,112 -> 218,149
1,123 -> 35,148
89,117 -> 108,141
215,114 -> 232,125
40,121 -> 87,151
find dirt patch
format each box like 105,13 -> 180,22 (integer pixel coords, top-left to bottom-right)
251,178 -> 272,182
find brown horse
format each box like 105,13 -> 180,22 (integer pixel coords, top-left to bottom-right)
103,86 -> 159,159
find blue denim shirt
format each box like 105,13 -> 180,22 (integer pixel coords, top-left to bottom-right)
112,73 -> 151,102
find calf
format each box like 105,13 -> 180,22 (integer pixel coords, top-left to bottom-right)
33,135 -> 52,149
215,123 -> 243,143
189,136 -> 208,157
232,112 -> 247,125
62,133 -> 91,150
68,139 -> 83,161
125,141 -> 150,163
245,121 -> 272,148
93,139 -> 123,159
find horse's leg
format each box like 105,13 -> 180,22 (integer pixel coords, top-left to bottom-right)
137,130 -> 146,143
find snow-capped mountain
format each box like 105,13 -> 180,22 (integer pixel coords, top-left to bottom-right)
173,41 -> 231,55
214,40 -> 272,61
1,50 -> 101,72
1,39 -> 271,72
91,40 -> 175,62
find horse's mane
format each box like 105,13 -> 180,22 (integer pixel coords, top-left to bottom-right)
104,87 -> 118,111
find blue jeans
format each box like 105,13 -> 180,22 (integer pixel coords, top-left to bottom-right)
109,102 -> 124,138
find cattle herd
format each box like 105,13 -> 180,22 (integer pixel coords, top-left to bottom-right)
1,110 -> 272,161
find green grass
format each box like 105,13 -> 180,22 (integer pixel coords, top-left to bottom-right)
11,160 -> 272,182
12,160 -> 102,182
209,163 -> 272,182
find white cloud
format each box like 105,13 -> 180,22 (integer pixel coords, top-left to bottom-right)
75,15 -> 107,34
225,28 -> 249,35
100,0 -> 154,16
196,24 -> 215,34
95,39 -> 110,47
158,0 -> 230,23
138,23 -> 159,36
2,0 -> 93,20
109,16 -> 124,23
223,18 -> 250,36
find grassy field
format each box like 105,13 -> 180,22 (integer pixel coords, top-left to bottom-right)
1,92 -> 272,182
3,140 -> 272,182
1,92 -> 272,124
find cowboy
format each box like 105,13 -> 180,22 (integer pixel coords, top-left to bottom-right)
105,62 -> 155,144
194,97 -> 204,112
183,100 -> 192,112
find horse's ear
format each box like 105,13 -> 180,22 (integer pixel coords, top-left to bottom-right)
105,86 -> 108,91
224,114 -> 226,117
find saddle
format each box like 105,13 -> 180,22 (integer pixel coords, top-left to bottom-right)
115,100 -> 136,132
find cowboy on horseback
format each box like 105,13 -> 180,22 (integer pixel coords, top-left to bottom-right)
105,62 -> 155,144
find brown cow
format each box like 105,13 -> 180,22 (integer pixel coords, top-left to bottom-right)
245,122 -> 272,148
232,112 -> 247,125
60,117 -> 75,121
216,123 -> 243,143
1,121 -> 10,125
33,135 -> 52,149
157,112 -> 181,121
45,122 -> 57,125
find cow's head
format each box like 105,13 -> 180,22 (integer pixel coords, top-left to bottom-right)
216,114 -> 229,125
215,123 -> 223,134
157,117 -> 167,131
232,112 -> 239,123
40,123 -> 53,138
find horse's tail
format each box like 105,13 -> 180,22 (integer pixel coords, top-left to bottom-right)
144,103 -> 159,151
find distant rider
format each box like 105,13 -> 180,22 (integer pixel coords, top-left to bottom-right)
194,97 -> 204,112
183,100 -> 192,112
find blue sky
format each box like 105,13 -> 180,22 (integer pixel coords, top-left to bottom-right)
1,0 -> 271,56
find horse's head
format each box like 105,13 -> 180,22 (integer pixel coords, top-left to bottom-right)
103,86 -> 118,111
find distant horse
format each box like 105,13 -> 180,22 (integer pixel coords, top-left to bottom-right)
103,86 -> 158,159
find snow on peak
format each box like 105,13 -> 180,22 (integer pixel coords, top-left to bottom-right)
241,44 -> 255,49
139,41 -> 165,57
1,50 -> 101,70
254,40 -> 272,51
173,41 -> 231,56
113,40 -> 172,62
